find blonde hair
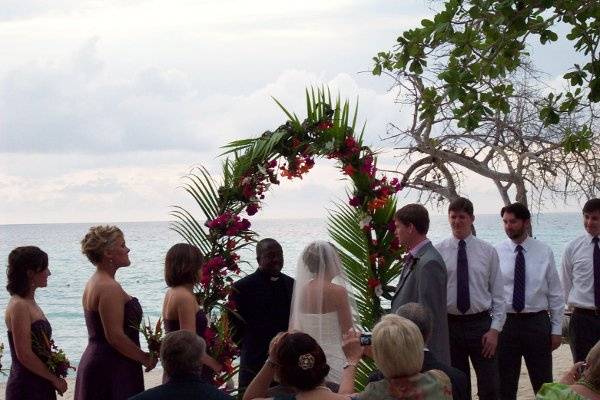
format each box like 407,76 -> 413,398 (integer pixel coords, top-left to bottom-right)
372,314 -> 424,378
81,225 -> 123,264
585,340 -> 600,389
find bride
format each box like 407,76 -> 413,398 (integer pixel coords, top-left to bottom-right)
289,241 -> 355,384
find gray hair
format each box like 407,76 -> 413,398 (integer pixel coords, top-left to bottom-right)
160,330 -> 206,376
396,302 -> 432,343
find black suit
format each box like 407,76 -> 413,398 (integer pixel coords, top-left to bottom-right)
128,374 -> 233,400
368,350 -> 470,400
230,269 -> 294,388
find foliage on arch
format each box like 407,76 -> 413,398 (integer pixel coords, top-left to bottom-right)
172,89 -> 404,387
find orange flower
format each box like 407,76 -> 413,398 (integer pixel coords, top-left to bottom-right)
368,197 -> 388,212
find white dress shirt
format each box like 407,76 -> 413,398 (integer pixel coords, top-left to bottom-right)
436,234 -> 506,331
562,233 -> 599,309
496,237 -> 564,335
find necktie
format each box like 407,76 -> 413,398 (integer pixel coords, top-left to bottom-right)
456,239 -> 470,314
593,237 -> 600,308
513,244 -> 526,312
402,253 -> 413,277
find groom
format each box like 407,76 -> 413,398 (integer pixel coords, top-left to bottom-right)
391,204 -> 451,364
229,238 -> 294,389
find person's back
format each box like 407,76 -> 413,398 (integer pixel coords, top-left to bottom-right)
289,241 -> 355,383
355,314 -> 452,400
129,375 -> 231,400
130,330 -> 232,400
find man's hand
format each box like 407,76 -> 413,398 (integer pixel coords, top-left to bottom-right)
481,329 -> 499,358
551,334 -> 562,351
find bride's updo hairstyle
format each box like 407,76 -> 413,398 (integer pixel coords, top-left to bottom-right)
301,241 -> 342,277
275,332 -> 329,391
6,246 -> 48,296
81,225 -> 123,265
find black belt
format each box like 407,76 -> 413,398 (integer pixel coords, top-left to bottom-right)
507,310 -> 547,319
573,307 -> 600,317
447,311 -> 490,321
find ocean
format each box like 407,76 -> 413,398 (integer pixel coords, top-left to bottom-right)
0,213 -> 584,378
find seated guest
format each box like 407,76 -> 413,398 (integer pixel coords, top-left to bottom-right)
129,330 -> 232,400
536,340 -> 600,400
346,314 -> 452,400
368,303 -> 469,400
243,331 -> 356,400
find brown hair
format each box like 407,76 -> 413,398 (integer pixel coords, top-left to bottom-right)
164,243 -> 204,287
81,225 -> 123,265
583,199 -> 600,214
6,246 -> 48,297
448,197 -> 474,216
275,332 -> 330,391
500,203 -> 531,221
394,204 -> 430,235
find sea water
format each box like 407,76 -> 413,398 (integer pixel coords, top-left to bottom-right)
0,213 -> 584,377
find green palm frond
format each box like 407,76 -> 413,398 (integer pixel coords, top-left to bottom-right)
181,167 -> 220,220
169,166 -> 222,252
327,202 -> 380,328
170,206 -> 211,254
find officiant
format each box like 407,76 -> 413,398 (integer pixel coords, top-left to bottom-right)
229,238 -> 294,389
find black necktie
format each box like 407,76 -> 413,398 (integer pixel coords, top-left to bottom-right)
513,244 -> 526,312
456,239 -> 470,314
593,237 -> 600,308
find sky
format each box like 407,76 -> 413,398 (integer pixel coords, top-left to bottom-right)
0,0 -> 587,225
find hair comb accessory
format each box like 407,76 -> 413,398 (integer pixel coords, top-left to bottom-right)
298,353 -> 315,370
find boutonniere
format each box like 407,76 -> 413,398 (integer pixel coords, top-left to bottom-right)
408,257 -> 419,270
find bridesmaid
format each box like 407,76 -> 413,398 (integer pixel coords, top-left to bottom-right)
4,246 -> 67,399
75,225 -> 157,400
162,243 -> 223,383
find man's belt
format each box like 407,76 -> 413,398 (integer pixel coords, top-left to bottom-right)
447,310 -> 490,321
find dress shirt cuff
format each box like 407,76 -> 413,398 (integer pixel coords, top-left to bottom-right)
490,319 -> 503,332
551,323 -> 562,336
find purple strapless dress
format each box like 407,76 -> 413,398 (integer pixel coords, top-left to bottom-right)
74,297 -> 144,400
163,309 -> 213,383
5,319 -> 56,400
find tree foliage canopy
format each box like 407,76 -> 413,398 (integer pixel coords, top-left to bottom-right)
373,0 -> 600,146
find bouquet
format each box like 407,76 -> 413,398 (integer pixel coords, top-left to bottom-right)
139,317 -> 163,357
33,333 -> 74,378
0,342 -> 5,375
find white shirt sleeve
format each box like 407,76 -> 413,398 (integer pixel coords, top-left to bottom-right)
547,249 -> 565,335
561,242 -> 574,307
489,247 -> 506,331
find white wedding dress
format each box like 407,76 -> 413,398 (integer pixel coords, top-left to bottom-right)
289,241 -> 356,384
295,311 -> 345,383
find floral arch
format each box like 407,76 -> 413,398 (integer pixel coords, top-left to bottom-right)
172,89 -> 404,388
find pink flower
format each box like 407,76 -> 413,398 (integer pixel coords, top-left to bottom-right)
367,277 -> 381,289
349,196 -> 362,207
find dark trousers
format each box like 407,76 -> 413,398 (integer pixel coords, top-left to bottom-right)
570,309 -> 600,362
498,312 -> 552,400
448,312 -> 499,400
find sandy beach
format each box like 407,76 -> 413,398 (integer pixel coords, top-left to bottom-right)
0,343 -> 576,399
